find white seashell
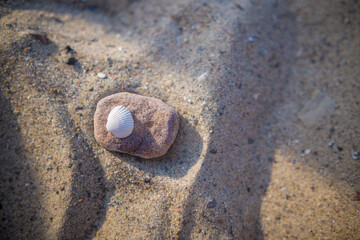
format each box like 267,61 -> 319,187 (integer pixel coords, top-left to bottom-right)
106,105 -> 134,138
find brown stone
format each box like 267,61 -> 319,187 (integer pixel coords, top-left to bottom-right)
94,92 -> 179,158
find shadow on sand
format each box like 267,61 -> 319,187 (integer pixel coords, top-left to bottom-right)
175,1 -> 295,238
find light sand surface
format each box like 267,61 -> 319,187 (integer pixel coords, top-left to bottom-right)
0,0 -> 359,239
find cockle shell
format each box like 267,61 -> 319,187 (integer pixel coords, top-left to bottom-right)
106,105 -> 134,138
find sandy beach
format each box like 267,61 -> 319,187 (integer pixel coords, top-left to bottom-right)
0,0 -> 359,239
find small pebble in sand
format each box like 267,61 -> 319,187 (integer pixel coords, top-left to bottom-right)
207,198 -> 217,209
97,72 -> 106,79
247,36 -> 255,42
66,57 -> 77,65
210,148 -> 217,154
107,57 -> 113,66
165,81 -> 173,87
65,45 -> 74,54
351,148 -> 359,160
304,149 -> 311,155
29,31 -> 49,44
235,3 -> 244,10
197,72 -> 208,81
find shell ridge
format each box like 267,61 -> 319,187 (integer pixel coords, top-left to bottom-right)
106,105 -> 134,138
